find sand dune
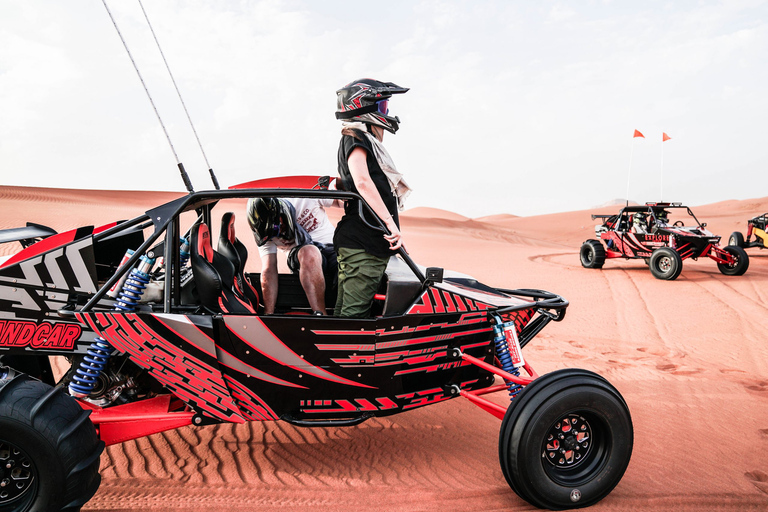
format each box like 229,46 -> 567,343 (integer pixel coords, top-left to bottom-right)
2,186 -> 768,511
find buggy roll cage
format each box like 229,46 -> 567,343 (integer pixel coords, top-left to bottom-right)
79,187 -> 424,313
748,213 -> 768,229
73,186 -> 567,321
591,202 -> 706,229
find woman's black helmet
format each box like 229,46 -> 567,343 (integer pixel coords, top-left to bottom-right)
335,78 -> 409,134
246,197 -> 295,246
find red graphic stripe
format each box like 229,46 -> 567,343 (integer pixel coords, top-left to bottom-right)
87,313 -> 244,423
431,288 -> 446,313
223,375 -> 279,421
228,319 -> 376,389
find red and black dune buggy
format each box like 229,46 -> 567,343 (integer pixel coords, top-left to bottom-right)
728,213 -> 768,251
580,202 -> 749,280
0,176 -> 633,511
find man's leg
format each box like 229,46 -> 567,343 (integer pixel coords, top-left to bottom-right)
334,247 -> 388,318
296,244 -> 326,314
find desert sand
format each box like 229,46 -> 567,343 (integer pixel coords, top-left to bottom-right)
1,186 -> 767,511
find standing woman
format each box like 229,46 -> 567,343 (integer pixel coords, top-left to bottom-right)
333,79 -> 411,318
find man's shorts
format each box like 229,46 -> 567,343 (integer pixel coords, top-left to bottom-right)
287,242 -> 338,289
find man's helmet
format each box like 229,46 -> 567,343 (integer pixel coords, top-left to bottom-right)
335,78 -> 409,134
246,197 -> 295,246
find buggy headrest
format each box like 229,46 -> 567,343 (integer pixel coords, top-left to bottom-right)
192,222 -> 214,263
221,212 -> 236,244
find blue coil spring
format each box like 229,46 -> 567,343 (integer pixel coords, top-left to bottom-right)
492,320 -> 523,399
69,255 -> 154,396
114,266 -> 151,312
68,338 -> 112,395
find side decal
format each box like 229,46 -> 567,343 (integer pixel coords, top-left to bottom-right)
0,320 -> 81,349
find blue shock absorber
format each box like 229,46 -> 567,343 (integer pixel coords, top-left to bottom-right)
68,339 -> 113,396
492,316 -> 523,399
68,255 -> 155,397
114,255 -> 155,312
179,237 -> 190,268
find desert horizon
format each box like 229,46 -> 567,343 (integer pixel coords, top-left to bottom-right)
1,185 -> 767,511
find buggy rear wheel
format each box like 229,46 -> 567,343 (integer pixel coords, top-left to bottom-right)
649,247 -> 682,280
579,241 -> 605,269
717,245 -> 749,276
728,231 -> 745,248
499,369 -> 633,510
0,373 -> 103,512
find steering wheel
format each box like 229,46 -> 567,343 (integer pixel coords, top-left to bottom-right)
673,220 -> 685,227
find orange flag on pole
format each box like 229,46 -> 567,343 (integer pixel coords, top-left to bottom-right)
662,132 -> 671,142
633,129 -> 645,138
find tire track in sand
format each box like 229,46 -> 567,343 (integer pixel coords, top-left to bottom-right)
683,275 -> 768,394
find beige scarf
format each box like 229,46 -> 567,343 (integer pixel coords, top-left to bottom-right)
341,121 -> 411,211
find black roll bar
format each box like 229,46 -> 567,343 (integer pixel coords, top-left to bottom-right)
77,185 -> 428,312
493,288 -> 569,320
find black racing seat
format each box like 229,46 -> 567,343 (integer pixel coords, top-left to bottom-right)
190,221 -> 255,314
217,212 -> 260,308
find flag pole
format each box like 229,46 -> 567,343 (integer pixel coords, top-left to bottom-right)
627,130 -> 644,207
626,142 -> 634,208
660,138 -> 664,202
661,132 -> 671,202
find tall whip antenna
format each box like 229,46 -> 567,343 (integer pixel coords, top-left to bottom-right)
138,0 -> 220,190
101,0 -> 195,193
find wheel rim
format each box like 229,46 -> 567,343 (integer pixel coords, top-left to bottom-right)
543,414 -> 593,468
0,440 -> 37,505
657,256 -> 672,273
540,411 -> 608,486
582,247 -> 593,264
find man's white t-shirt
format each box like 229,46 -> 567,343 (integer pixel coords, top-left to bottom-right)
257,197 -> 335,257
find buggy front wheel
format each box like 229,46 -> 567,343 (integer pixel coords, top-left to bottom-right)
729,231 -> 745,248
649,247 -> 682,280
717,245 -> 749,276
499,369 -> 633,510
579,241 -> 605,269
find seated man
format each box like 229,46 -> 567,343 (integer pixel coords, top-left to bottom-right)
631,212 -> 648,234
247,195 -> 337,315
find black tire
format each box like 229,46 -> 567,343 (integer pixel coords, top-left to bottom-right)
0,374 -> 103,512
729,231 -> 745,248
579,241 -> 605,269
499,369 -> 633,510
717,245 -> 749,276
649,247 -> 683,280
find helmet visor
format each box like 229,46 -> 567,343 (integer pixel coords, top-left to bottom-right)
376,99 -> 389,115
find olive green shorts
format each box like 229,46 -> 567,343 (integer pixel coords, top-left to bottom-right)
334,247 -> 389,318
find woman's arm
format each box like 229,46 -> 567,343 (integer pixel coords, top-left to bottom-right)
347,147 -> 403,251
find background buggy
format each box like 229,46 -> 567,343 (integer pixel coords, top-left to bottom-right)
729,213 -> 768,251
580,202 -> 749,280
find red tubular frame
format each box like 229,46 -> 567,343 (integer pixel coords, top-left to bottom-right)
458,352 -> 538,420
79,395 -> 194,446
709,245 -> 736,264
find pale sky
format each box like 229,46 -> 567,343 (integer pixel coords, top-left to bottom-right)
1,1 -> 766,217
